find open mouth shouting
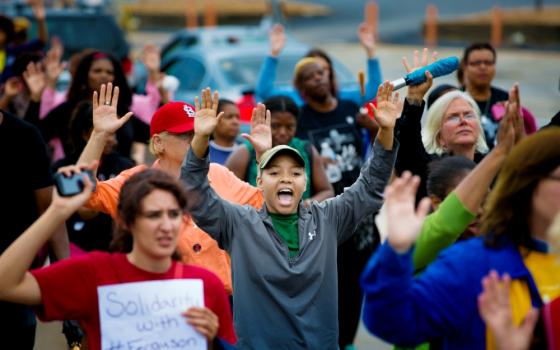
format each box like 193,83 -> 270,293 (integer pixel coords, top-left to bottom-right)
277,188 -> 295,206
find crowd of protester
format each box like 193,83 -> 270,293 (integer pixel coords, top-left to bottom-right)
0,1 -> 559,349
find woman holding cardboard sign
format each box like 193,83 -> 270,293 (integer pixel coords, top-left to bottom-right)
0,167 -> 236,349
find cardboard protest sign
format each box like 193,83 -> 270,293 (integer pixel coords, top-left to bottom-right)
98,279 -> 206,350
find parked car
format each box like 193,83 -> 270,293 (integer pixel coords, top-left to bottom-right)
2,5 -> 130,66
157,26 -> 358,128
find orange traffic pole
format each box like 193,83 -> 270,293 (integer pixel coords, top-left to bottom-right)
185,0 -> 198,29
365,1 -> 379,40
491,6 -> 503,47
425,4 -> 438,47
204,0 -> 218,27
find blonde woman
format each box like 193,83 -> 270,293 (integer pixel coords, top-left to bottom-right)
394,48 -> 523,201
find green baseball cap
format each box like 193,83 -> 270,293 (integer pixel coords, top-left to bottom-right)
259,145 -> 306,170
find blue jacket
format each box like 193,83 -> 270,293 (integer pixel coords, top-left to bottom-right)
255,56 -> 382,106
361,237 -> 544,350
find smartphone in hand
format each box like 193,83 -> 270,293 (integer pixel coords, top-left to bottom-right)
54,170 -> 96,197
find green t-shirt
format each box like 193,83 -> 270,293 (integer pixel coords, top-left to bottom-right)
269,212 -> 299,258
413,191 -> 476,271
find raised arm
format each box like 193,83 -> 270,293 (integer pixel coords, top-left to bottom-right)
394,49 -> 436,200
181,88 -> 247,250
322,82 -> 399,242
78,83 -> 133,175
255,24 -> 285,101
412,98 -> 517,269
359,22 -> 382,102
31,0 -> 48,45
360,173 -> 478,346
40,38 -> 66,117
131,44 -> 163,125
0,165 -> 94,306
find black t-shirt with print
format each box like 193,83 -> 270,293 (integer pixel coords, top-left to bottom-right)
472,86 -> 509,149
297,100 -> 363,195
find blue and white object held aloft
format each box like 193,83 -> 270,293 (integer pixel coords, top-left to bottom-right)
390,56 -> 460,90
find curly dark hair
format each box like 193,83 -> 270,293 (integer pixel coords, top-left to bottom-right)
110,169 -> 188,260
67,51 -> 132,116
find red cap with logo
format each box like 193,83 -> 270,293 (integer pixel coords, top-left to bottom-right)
150,101 -> 197,137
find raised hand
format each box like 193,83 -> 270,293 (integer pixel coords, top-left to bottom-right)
478,271 -> 538,350
506,83 -> 525,143
194,87 -> 223,138
242,103 -> 272,161
402,48 -> 437,102
269,24 -> 286,57
142,43 -> 162,82
30,0 -> 46,20
495,107 -> 515,154
370,81 -> 400,130
44,37 -> 65,88
92,83 -> 133,135
385,171 -> 432,253
495,86 -> 518,153
52,162 -> 98,218
182,307 -> 219,342
358,22 -> 376,58
2,77 -> 22,99
23,61 -> 46,102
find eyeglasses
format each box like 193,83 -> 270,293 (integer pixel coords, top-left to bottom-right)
443,113 -> 478,125
467,60 -> 495,67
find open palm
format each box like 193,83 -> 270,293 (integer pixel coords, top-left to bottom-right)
478,271 -> 538,350
194,88 -> 223,137
92,83 -> 133,134
403,48 -> 437,101
358,22 -> 376,56
269,24 -> 286,57
371,81 -> 400,129
242,103 -> 272,158
385,172 -> 431,253
23,61 -> 46,100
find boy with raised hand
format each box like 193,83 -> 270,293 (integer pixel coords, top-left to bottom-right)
181,82 -> 399,350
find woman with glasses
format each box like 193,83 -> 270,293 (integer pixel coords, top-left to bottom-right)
395,48 -> 491,202
393,48 -> 524,202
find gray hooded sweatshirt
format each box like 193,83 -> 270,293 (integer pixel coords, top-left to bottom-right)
180,139 -> 397,349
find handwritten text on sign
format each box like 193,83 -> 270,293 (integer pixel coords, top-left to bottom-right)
98,279 -> 206,350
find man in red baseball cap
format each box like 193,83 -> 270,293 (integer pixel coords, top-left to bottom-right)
149,101 -> 196,136
74,83 -> 267,297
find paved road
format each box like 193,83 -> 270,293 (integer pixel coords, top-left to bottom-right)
34,319 -> 392,349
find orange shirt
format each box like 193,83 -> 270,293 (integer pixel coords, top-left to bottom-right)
85,161 -> 264,294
